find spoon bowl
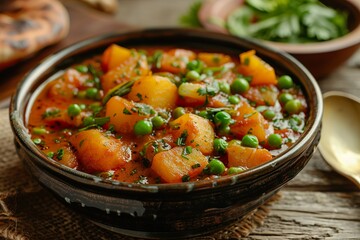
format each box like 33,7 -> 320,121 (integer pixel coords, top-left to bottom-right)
318,91 -> 360,188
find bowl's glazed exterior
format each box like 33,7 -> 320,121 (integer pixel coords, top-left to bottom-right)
10,28 -> 322,239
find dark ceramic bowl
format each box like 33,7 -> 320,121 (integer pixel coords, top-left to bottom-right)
199,0 -> 360,79
10,28 -> 322,239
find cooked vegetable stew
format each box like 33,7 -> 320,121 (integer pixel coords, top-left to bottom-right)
28,44 -> 308,184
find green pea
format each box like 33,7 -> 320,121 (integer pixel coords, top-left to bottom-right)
214,111 -> 232,126
151,116 -> 165,129
33,138 -> 42,145
186,60 -> 203,72
208,159 -> 225,175
134,120 -> 153,136
47,152 -> 54,158
277,75 -> 293,89
198,110 -> 210,119
75,65 -> 88,73
86,88 -> 99,100
263,109 -> 275,120
219,82 -> 231,94
186,70 -> 200,81
218,125 -> 231,136
173,107 -> 186,119
278,93 -> 293,104
228,95 -> 240,104
228,167 -> 245,175
76,90 -> 86,99
32,127 -> 48,135
285,99 -> 302,114
241,134 -> 259,148
214,138 -> 228,155
231,77 -> 249,94
268,133 -> 283,148
67,104 -> 82,117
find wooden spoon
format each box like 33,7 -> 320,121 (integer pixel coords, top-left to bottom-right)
318,91 -> 360,188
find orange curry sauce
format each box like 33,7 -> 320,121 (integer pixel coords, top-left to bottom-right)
27,45 -> 307,184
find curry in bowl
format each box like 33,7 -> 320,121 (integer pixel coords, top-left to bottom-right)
27,44 -> 308,184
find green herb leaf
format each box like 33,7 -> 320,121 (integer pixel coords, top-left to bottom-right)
102,79 -> 135,105
227,0 -> 348,43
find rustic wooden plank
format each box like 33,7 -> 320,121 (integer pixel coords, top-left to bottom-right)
250,191 -> 360,239
277,150 -> 359,193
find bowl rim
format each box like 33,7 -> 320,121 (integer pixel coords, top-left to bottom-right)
201,0 -> 360,54
9,28 -> 323,192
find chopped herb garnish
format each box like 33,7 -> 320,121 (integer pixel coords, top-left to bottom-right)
182,174 -> 190,182
244,112 -> 257,119
244,57 -> 250,66
191,163 -> 201,169
149,50 -> 163,69
102,79 -> 135,105
87,64 -> 102,89
181,146 -> 192,159
130,169 -> 138,176
123,108 -> 132,115
79,116 -> 110,131
176,130 -> 188,146
136,93 -> 143,101
56,148 -> 64,160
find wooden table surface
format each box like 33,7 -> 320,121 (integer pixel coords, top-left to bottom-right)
1,0 -> 359,239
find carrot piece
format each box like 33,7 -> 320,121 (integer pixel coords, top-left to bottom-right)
198,53 -> 232,67
230,101 -> 268,143
101,44 -> 132,72
151,147 -> 208,183
69,129 -> 130,173
227,144 -> 273,168
238,50 -> 277,85
159,49 -> 196,74
171,113 -> 215,155
242,85 -> 279,106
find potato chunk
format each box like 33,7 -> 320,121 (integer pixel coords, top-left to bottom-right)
227,144 -> 272,168
105,96 -> 150,133
101,53 -> 150,93
128,75 -> 178,109
238,50 -> 277,85
101,44 -> 132,72
178,82 -> 207,106
231,101 -> 268,143
151,147 -> 208,183
70,129 -> 131,173
171,113 -> 214,155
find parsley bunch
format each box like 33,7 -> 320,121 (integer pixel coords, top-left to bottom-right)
180,0 -> 348,43
228,0 -> 348,43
